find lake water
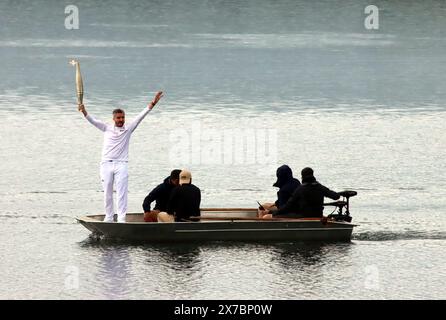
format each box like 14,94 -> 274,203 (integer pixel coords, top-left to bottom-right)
0,0 -> 445,300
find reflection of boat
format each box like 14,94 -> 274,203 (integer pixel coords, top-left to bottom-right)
77,207 -> 357,243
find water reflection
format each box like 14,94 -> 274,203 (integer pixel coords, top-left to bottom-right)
80,240 -> 132,299
99,246 -> 132,299
272,243 -> 326,266
269,242 -> 353,272
144,244 -> 202,276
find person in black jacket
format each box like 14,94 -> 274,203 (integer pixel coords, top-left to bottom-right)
142,169 -> 181,222
258,165 -> 300,217
158,170 -> 201,222
261,167 -> 340,219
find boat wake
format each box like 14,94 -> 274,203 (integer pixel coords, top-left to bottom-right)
352,230 -> 446,241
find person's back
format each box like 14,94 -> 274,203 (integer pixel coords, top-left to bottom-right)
274,165 -> 301,209
266,167 -> 339,218
258,165 -> 300,217
168,183 -> 201,221
157,170 -> 201,223
291,181 -> 338,217
142,169 -> 181,222
142,176 -> 173,211
143,170 -> 181,211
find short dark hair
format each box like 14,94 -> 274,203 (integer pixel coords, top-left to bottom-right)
113,108 -> 125,115
301,167 -> 314,178
170,169 -> 182,180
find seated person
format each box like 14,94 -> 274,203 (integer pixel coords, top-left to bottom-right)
158,170 -> 201,222
260,167 -> 339,219
142,169 -> 181,222
258,165 -> 300,216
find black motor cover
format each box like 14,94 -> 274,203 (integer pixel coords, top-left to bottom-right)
338,190 -> 357,198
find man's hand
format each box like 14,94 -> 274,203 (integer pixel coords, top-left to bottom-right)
258,209 -> 270,218
144,210 -> 160,222
148,91 -> 164,110
78,103 -> 87,116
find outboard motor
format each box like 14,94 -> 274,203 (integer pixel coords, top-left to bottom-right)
324,190 -> 357,222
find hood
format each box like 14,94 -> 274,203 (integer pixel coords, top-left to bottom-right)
163,176 -> 171,185
273,165 -> 294,188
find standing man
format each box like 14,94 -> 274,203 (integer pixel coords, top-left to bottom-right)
79,91 -> 163,223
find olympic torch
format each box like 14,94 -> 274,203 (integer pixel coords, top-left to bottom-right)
69,59 -> 84,110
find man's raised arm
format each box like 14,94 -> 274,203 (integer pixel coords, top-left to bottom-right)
79,103 -> 107,132
128,91 -> 164,133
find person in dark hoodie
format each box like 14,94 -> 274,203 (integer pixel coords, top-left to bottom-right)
261,167 -> 340,219
142,169 -> 181,222
158,169 -> 201,222
258,165 -> 300,217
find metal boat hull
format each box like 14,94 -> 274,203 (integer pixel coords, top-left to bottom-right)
77,209 -> 356,242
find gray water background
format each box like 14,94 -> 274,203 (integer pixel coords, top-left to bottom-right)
0,0 -> 445,299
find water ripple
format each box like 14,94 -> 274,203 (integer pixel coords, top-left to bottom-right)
353,231 -> 446,241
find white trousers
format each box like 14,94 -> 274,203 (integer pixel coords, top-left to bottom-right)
100,161 -> 128,223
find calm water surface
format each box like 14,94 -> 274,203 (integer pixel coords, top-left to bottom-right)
0,0 -> 445,299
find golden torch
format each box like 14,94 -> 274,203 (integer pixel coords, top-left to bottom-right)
69,59 -> 84,110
